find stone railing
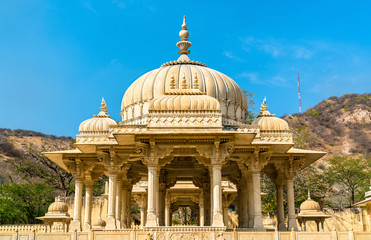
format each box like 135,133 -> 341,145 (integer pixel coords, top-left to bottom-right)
0,224 -> 64,233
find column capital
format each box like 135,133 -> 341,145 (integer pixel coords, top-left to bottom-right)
84,181 -> 94,189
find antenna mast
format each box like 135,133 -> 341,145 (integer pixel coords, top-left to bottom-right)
297,73 -> 302,113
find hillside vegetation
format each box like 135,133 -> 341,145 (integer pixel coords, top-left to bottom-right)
283,93 -> 370,157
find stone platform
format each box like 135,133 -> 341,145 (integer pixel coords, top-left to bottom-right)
0,226 -> 370,240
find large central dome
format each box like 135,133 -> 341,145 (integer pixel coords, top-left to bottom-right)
121,17 -> 248,127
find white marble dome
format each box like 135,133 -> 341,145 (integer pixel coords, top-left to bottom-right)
121,64 -> 247,126
120,17 -> 248,127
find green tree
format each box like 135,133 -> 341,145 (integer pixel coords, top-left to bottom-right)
289,120 -> 316,149
0,180 -> 55,224
294,164 -> 330,208
10,144 -> 74,196
243,90 -> 256,122
324,154 -> 371,206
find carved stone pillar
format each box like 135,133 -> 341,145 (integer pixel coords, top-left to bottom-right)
165,197 -> 170,226
247,173 -> 254,228
146,164 -> 158,226
158,183 -> 166,226
276,180 -> 286,230
140,207 -> 146,228
252,170 -> 264,229
210,170 -> 214,226
134,193 -> 147,228
286,178 -> 298,230
156,172 -> 160,225
240,175 -> 249,228
222,200 -> 229,227
83,181 -> 94,231
237,186 -> 243,228
121,186 -> 128,228
127,189 -> 132,227
115,179 -> 122,228
212,163 -> 224,226
70,177 -> 83,232
199,193 -> 205,226
106,172 -> 117,229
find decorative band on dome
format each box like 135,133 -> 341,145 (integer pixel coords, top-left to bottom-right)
161,60 -> 207,67
164,89 -> 206,95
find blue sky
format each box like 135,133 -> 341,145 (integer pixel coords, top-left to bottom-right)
0,0 -> 370,137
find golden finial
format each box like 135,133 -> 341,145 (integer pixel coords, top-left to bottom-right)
180,16 -> 189,41
308,189 -> 311,200
181,73 -> 187,89
101,97 -> 108,114
193,73 -> 199,89
260,97 -> 268,113
177,16 -> 192,58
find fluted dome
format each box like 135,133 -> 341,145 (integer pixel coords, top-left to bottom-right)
252,98 -> 289,131
300,197 -> 321,212
48,197 -> 68,213
149,90 -> 221,112
121,17 -> 247,127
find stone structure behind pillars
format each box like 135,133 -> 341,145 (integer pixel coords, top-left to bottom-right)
42,16 -> 326,232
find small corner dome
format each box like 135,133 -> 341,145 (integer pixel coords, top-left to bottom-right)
93,217 -> 106,227
300,195 -> 321,212
252,98 -> 289,131
78,98 -> 117,133
48,197 -> 68,213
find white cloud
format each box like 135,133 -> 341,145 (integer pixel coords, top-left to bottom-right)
82,1 -> 98,14
237,72 -> 290,87
241,37 -> 283,57
241,37 -> 319,59
222,51 -> 244,62
237,72 -> 261,84
292,46 -> 313,59
112,0 -> 126,9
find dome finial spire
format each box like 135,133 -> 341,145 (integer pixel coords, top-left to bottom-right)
177,16 -> 192,61
261,97 -> 268,113
94,97 -> 110,118
101,97 -> 107,114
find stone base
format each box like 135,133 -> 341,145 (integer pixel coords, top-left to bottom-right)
106,216 -> 117,229
146,213 -> 158,227
120,221 -> 127,229
83,223 -> 91,232
253,216 -> 265,229
278,222 -> 287,231
116,220 -> 121,229
288,219 -> 298,231
70,220 -> 81,232
212,212 -> 224,227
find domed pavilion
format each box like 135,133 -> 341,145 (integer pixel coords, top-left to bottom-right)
297,192 -> 331,231
44,16 -> 325,232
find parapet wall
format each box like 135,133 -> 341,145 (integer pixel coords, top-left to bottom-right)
0,228 -> 370,240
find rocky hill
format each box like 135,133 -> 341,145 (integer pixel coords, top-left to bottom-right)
283,93 -> 371,158
0,128 -> 74,182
